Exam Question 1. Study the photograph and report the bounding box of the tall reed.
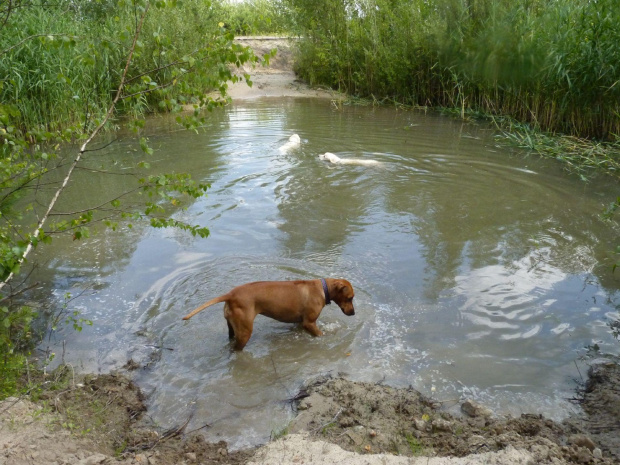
[286,0,620,141]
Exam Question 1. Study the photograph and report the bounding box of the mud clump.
[288,374,618,464]
[564,360,620,463]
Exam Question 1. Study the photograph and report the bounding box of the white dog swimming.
[319,152,381,166]
[278,134,301,153]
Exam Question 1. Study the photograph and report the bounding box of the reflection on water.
[27,99,620,449]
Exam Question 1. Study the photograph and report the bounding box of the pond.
[29,98,620,449]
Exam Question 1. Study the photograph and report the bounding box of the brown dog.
[182,278,355,350]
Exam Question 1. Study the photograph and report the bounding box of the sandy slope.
[224,36,342,100]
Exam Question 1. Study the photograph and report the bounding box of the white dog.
[319,152,381,166]
[278,134,301,153]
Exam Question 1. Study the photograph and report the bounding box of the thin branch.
[0,152,77,207]
[48,186,143,216]
[0,3,150,293]
[0,33,76,57]
[43,213,118,234]
[74,165,139,176]
[0,281,39,304]
[80,137,119,153]
[120,65,198,101]
[124,50,202,85]
[1,0,13,27]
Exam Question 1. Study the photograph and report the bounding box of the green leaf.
[139,137,154,155]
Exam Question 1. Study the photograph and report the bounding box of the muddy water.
[30,98,620,448]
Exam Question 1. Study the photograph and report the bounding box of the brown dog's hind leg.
[225,306,254,350]
[232,326,252,350]
[227,321,235,340]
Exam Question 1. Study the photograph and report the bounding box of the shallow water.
[29,98,620,448]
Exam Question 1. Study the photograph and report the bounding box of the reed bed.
[287,0,620,142]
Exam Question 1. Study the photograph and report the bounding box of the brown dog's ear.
[334,281,351,295]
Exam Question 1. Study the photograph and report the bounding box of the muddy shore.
[1,38,619,465]
[1,359,619,465]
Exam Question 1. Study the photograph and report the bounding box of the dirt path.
[223,37,342,100]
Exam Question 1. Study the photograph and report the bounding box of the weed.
[321,422,337,435]
[404,432,425,456]
[271,425,289,441]
[114,439,128,457]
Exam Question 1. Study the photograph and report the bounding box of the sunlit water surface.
[28,98,620,449]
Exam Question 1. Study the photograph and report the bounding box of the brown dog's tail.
[182,294,229,320]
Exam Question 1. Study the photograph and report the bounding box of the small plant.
[404,432,424,456]
[49,293,93,337]
[0,305,36,398]
[114,439,128,457]
[321,422,337,436]
[270,425,289,441]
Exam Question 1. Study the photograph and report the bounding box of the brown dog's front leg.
[233,329,252,350]
[302,320,324,337]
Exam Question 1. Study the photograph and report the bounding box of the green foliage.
[0,305,35,397]
[287,0,620,140]
[270,424,289,441]
[49,293,93,334]
[0,0,264,132]
[214,0,293,35]
[404,432,425,456]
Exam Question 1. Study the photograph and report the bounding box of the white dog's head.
[319,152,340,163]
[289,134,301,144]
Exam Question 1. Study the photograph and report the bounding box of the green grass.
[404,432,425,456]
[440,108,620,181]
[270,424,289,440]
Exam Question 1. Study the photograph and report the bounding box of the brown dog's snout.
[342,305,355,316]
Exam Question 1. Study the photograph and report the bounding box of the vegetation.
[215,0,293,36]
[285,0,620,142]
[0,0,273,397]
[486,114,620,181]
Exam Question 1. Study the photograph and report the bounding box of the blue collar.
[321,278,331,305]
